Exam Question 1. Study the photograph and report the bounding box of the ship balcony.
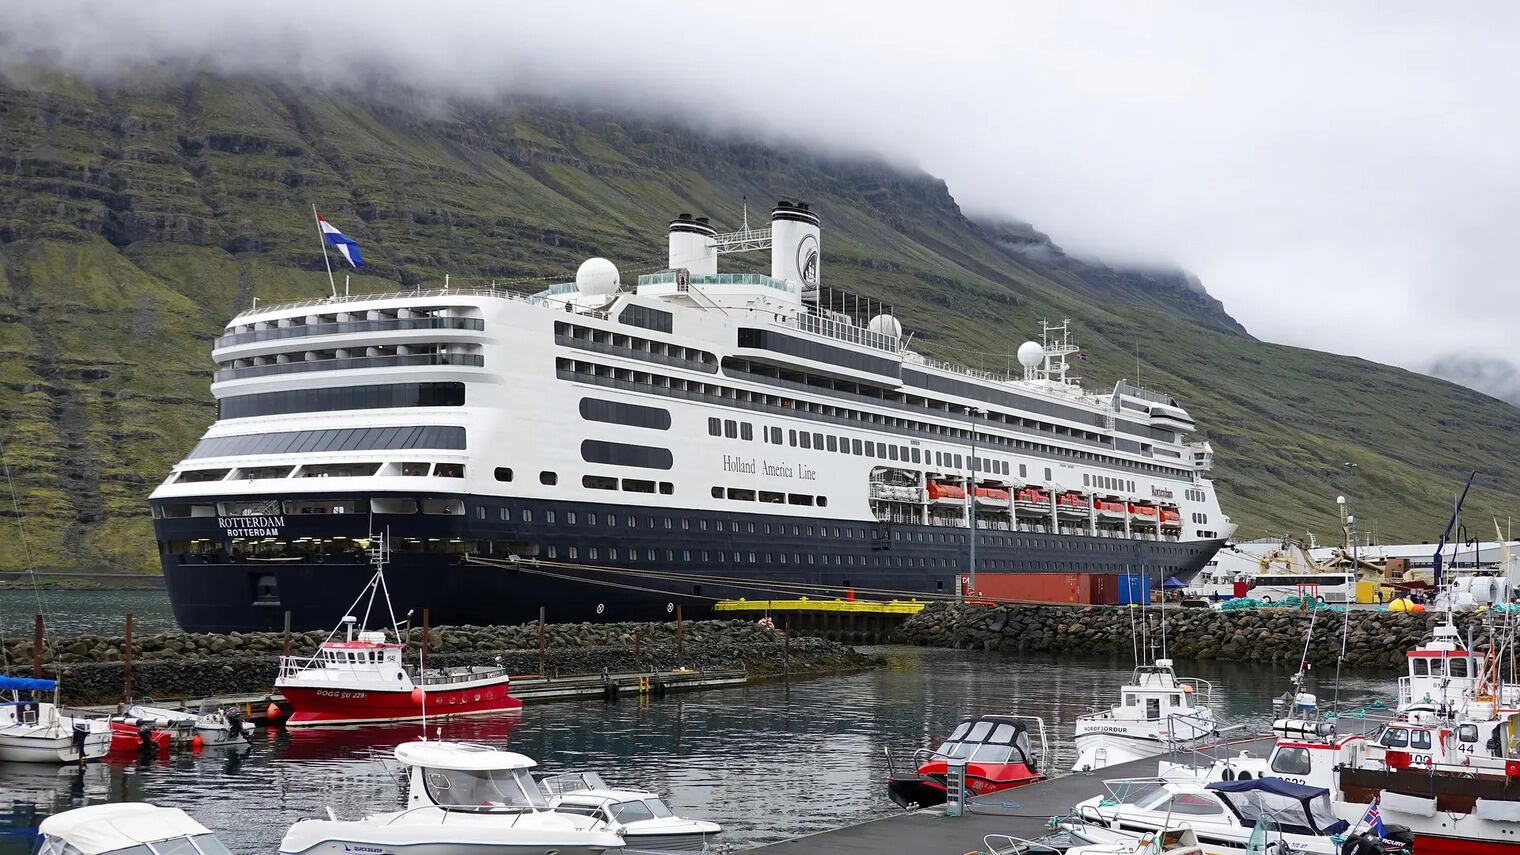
[213,316,487,362]
[213,344,484,383]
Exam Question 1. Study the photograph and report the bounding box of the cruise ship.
[150,202,1236,631]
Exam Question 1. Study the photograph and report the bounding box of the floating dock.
[75,667,748,725]
[750,736,1277,855]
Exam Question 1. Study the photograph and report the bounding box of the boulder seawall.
[1,619,875,704]
[899,602,1461,670]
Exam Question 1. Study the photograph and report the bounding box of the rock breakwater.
[2,619,875,704]
[900,602,1465,670]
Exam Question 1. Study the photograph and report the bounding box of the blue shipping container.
[1118,573,1152,605]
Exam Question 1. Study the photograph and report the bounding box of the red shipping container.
[962,572,1119,605]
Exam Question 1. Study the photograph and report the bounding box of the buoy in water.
[266,703,284,721]
[191,734,203,750]
[410,687,425,704]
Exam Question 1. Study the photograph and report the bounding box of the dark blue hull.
[153,491,1223,632]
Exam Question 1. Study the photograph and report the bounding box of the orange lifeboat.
[1056,492,1089,515]
[927,483,966,503]
[1129,504,1157,519]
[1014,488,1050,505]
[1095,500,1127,517]
[1160,508,1182,524]
[975,487,1011,507]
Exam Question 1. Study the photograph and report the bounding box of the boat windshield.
[932,720,1030,766]
[1214,788,1344,836]
[42,835,238,855]
[423,766,549,810]
[610,798,675,824]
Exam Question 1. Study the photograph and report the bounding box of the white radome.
[575,257,620,295]
[867,314,903,341]
[1016,340,1045,368]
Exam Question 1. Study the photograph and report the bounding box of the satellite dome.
[575,257,620,296]
[1016,340,1045,368]
[866,314,903,341]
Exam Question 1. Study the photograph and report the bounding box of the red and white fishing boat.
[275,534,521,728]
[885,714,1049,808]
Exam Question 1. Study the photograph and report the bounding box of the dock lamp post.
[967,407,984,595]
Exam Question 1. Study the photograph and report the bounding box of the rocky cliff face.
[0,67,1516,573]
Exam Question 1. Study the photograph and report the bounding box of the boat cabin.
[1206,778,1348,838]
[1363,714,1516,774]
[398,741,551,813]
[279,631,409,685]
[1259,722,1362,789]
[1399,622,1486,713]
[35,803,234,855]
[932,716,1040,770]
[1112,660,1210,723]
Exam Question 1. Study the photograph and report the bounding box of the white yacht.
[35,803,235,855]
[149,201,1234,632]
[1073,659,1218,772]
[0,676,111,764]
[279,741,624,855]
[541,771,721,851]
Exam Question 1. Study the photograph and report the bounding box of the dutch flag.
[317,214,364,268]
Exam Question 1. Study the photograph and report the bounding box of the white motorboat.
[280,741,624,855]
[1069,777,1350,854]
[35,802,235,855]
[0,676,111,764]
[123,700,252,745]
[541,771,721,851]
[1073,659,1218,772]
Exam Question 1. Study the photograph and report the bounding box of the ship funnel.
[770,200,820,288]
[668,213,717,276]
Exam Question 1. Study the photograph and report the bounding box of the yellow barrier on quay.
[714,597,927,615]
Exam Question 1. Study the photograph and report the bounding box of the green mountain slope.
[0,68,1515,573]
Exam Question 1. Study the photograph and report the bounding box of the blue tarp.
[1162,576,1187,589]
[0,675,56,691]
[1207,777,1327,799]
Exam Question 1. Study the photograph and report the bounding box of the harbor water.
[0,591,1394,853]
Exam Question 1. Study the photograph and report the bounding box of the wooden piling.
[538,606,545,674]
[676,604,684,664]
[282,610,292,659]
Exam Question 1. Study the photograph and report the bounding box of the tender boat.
[35,802,235,855]
[0,676,111,764]
[276,535,521,727]
[279,741,624,855]
[123,700,252,745]
[1073,659,1218,772]
[541,771,721,851]
[886,714,1048,808]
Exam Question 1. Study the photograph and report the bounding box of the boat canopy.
[933,717,1036,768]
[0,675,55,691]
[1207,777,1348,836]
[37,804,220,855]
[395,740,536,771]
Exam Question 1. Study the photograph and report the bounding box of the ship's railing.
[215,316,485,348]
[911,352,1013,384]
[230,285,609,323]
[214,352,484,382]
[405,664,512,686]
[788,311,900,353]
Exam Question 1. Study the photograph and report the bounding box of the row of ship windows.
[556,321,716,371]
[1085,474,1137,493]
[707,416,1020,476]
[1184,488,1208,502]
[557,358,1193,480]
[1190,513,1211,524]
[708,487,827,507]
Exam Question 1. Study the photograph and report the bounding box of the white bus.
[1245,573,1354,603]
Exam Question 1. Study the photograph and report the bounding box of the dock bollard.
[944,758,968,818]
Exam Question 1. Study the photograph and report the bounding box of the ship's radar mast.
[1025,319,1082,386]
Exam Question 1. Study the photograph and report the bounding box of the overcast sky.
[5,1,1517,385]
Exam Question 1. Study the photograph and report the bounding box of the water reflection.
[0,647,1395,853]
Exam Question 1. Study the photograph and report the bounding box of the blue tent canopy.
[1163,576,1187,589]
[1207,777,1325,799]
[0,675,56,691]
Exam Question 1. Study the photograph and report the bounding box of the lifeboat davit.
[887,715,1046,809]
[974,487,1011,508]
[926,483,966,504]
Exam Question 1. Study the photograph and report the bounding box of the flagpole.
[313,204,337,298]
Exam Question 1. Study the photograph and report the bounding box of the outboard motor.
[137,723,156,751]
[1339,824,1413,855]
[70,721,89,764]
[224,706,248,739]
